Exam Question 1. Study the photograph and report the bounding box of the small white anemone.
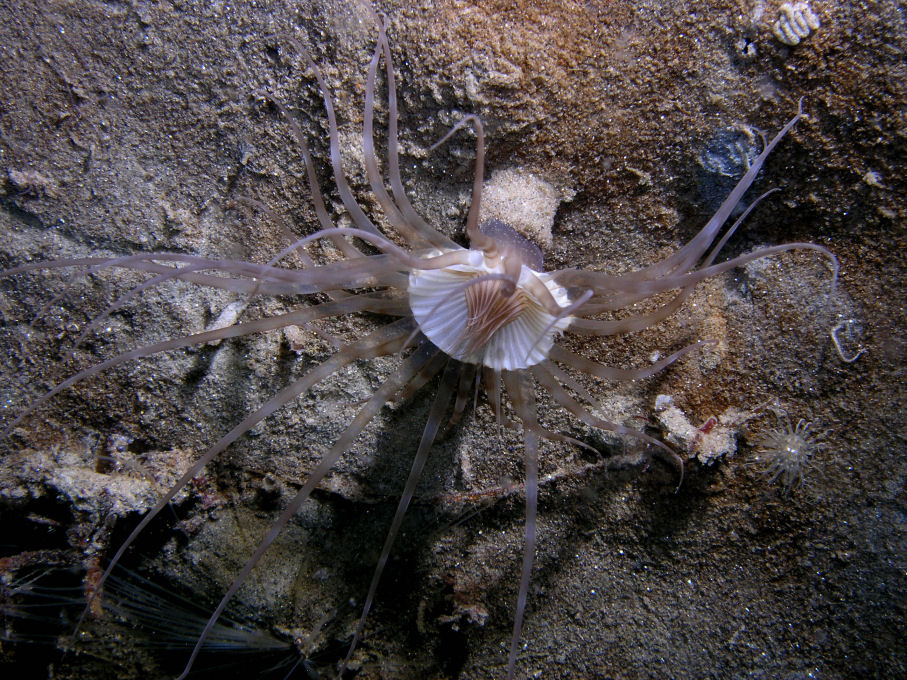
[408,247,572,370]
[757,409,822,493]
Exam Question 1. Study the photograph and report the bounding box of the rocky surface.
[1,1,904,678]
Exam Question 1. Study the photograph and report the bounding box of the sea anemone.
[756,408,823,493]
[1,9,837,680]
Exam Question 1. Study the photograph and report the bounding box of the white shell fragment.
[408,249,572,371]
[654,394,760,466]
[772,2,821,46]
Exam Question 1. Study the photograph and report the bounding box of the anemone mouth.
[407,249,572,370]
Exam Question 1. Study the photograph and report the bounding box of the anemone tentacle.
[175,330,437,679]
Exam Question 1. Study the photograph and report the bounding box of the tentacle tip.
[671,454,685,493]
[829,255,841,285]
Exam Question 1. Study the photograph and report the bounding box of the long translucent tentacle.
[548,340,711,383]
[3,251,409,296]
[230,195,318,269]
[538,358,685,485]
[283,38,384,240]
[257,90,365,261]
[175,334,435,679]
[640,101,804,279]
[566,188,782,319]
[553,101,807,292]
[531,361,673,455]
[271,226,471,273]
[428,115,496,255]
[71,318,414,654]
[557,241,837,311]
[231,195,372,307]
[509,430,537,680]
[361,24,454,250]
[3,296,406,437]
[483,366,504,425]
[72,260,243,348]
[501,370,539,679]
[371,13,458,251]
[3,254,292,294]
[444,362,476,432]
[339,353,456,676]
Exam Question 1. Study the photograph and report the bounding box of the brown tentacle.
[548,340,710,383]
[4,296,409,437]
[175,328,435,679]
[531,361,674,455]
[73,318,416,655]
[339,353,456,676]
[501,370,539,680]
